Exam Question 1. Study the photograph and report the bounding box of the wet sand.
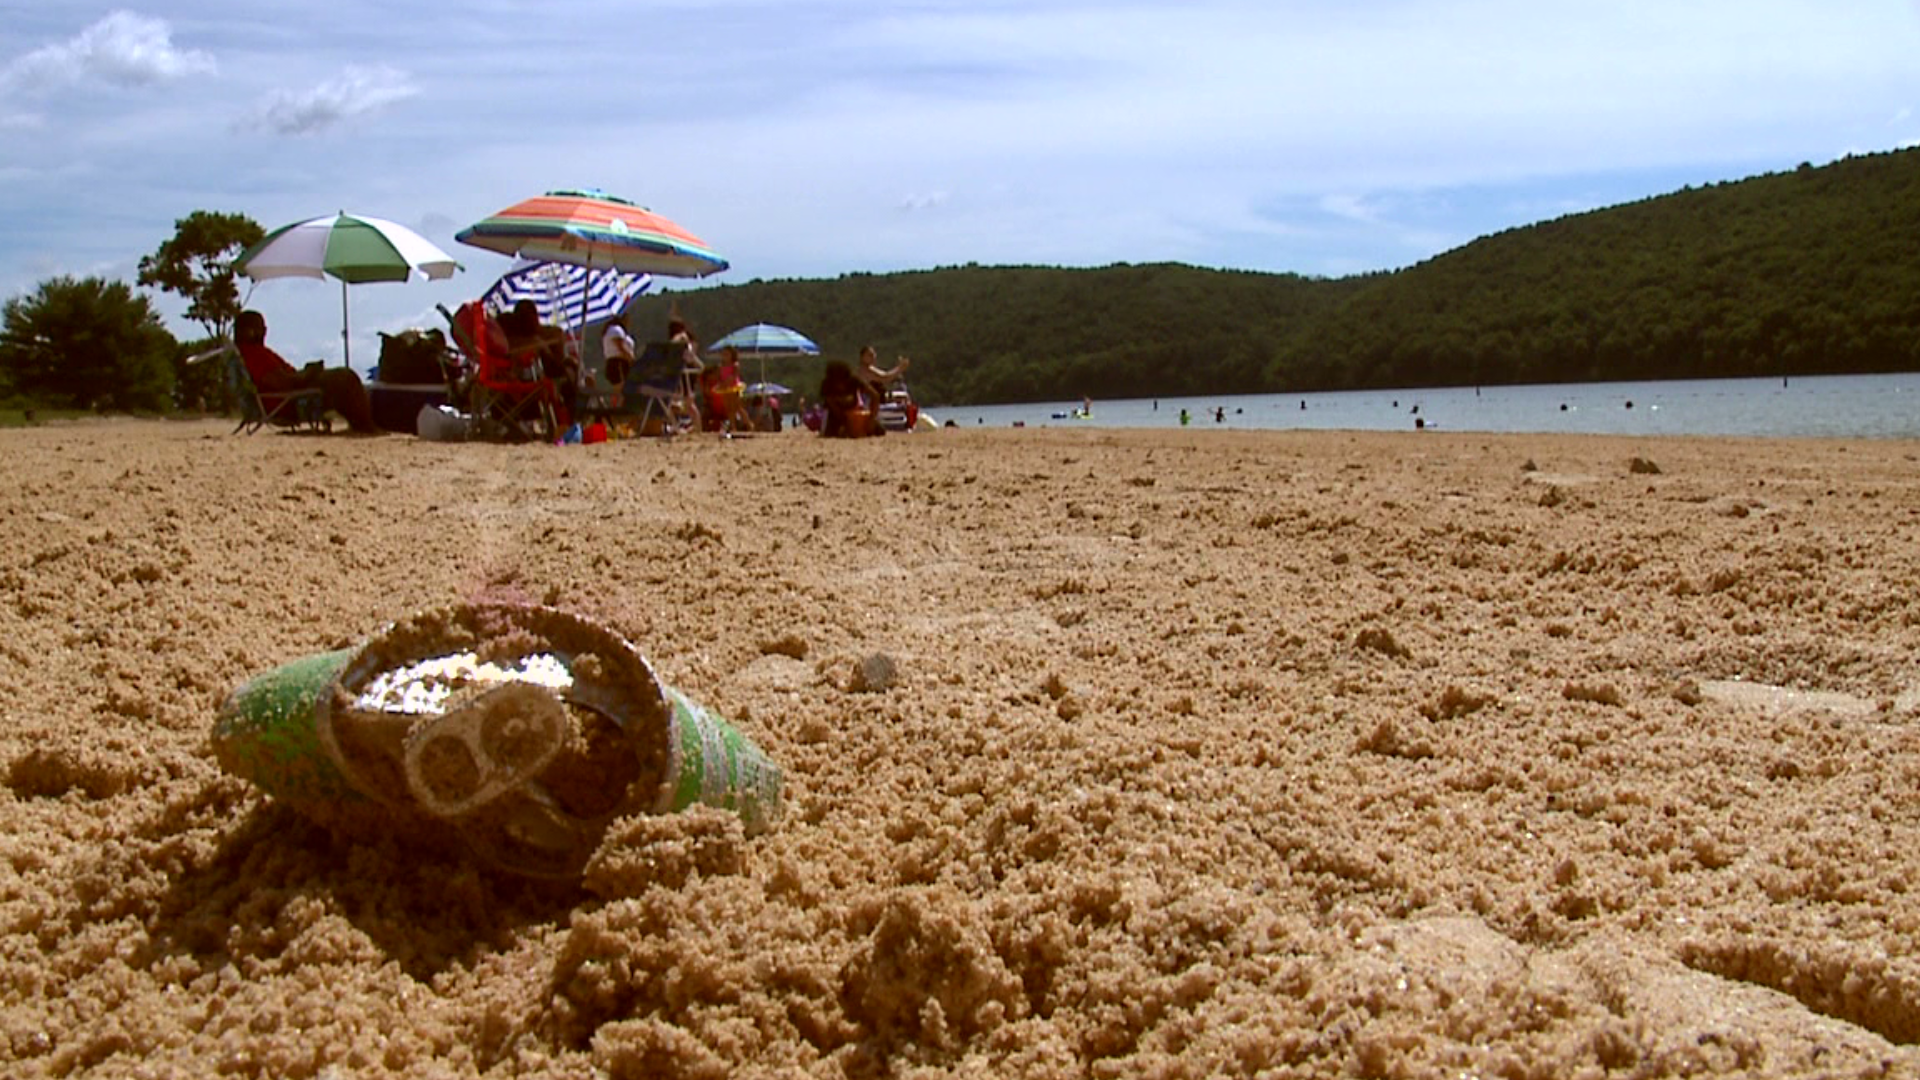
[4,418,1919,1078]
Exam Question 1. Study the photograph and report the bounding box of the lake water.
[931,373,1920,439]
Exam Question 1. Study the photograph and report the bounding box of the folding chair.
[193,341,329,435]
[437,303,558,443]
[620,340,702,437]
[876,380,919,433]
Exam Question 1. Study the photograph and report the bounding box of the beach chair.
[620,340,702,437]
[876,380,919,433]
[197,341,329,435]
[438,302,558,443]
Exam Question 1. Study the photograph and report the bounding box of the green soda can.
[212,604,784,878]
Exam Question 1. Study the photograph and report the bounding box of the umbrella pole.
[578,254,591,386]
[339,278,351,368]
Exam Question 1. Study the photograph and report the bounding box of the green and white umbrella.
[237,212,461,366]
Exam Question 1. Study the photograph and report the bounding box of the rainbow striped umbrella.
[455,189,728,279]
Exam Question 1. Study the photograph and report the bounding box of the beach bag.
[416,404,471,442]
[378,329,448,385]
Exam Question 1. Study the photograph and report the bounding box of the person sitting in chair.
[856,345,909,403]
[819,360,880,438]
[502,300,579,423]
[234,310,380,433]
[705,345,754,432]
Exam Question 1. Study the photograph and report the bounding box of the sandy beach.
[4,417,1919,1079]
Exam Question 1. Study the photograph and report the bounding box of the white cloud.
[0,9,214,127]
[240,65,420,135]
[1318,195,1384,226]
[0,10,214,95]
[898,191,951,212]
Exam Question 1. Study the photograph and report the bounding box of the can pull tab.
[400,681,605,877]
[402,681,568,818]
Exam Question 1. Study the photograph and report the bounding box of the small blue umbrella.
[708,323,820,389]
[482,258,651,328]
[706,323,820,357]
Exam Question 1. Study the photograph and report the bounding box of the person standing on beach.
[666,318,701,375]
[602,314,636,389]
[600,314,637,411]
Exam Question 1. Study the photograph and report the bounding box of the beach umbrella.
[743,381,792,397]
[705,323,820,358]
[237,212,461,367]
[456,189,727,279]
[481,258,652,327]
[706,322,819,389]
[457,188,725,362]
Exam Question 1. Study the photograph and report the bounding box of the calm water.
[934,374,1920,439]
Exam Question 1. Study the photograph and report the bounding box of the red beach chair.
[439,302,558,442]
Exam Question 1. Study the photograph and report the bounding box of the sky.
[3,1,1920,367]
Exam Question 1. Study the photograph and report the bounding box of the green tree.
[137,210,263,341]
[139,211,262,414]
[0,277,177,411]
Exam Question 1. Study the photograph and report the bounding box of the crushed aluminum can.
[212,604,783,878]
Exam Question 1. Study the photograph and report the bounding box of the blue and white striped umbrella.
[708,323,820,391]
[481,258,652,328]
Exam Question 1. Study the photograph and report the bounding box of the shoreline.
[14,409,1920,444]
[933,370,1920,440]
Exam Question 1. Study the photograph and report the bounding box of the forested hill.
[633,264,1364,406]
[1315,148,1920,393]
[635,148,1920,406]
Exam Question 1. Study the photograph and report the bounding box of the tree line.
[0,211,260,415]
[8,148,1920,416]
